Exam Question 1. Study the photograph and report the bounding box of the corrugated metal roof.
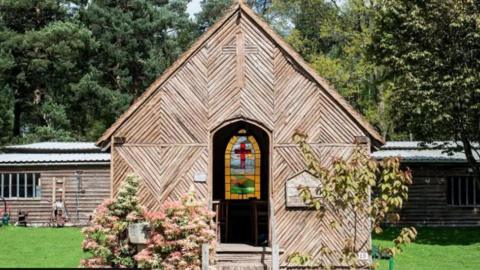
[3,142,99,151]
[0,142,110,166]
[0,153,110,165]
[372,141,479,163]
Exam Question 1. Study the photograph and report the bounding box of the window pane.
[27,174,34,198]
[11,174,17,197]
[467,177,474,205]
[447,177,453,205]
[35,173,41,198]
[3,174,9,198]
[476,178,480,205]
[18,174,25,198]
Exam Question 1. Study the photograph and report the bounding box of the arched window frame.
[224,130,261,200]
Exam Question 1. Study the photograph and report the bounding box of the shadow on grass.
[373,227,480,246]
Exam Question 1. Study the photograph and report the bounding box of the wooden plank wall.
[1,165,110,226]
[109,8,371,267]
[398,163,480,226]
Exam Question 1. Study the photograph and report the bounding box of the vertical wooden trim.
[208,132,213,210]
[201,244,209,270]
[272,243,280,270]
[268,127,273,246]
[236,30,245,89]
[8,173,11,198]
[62,177,66,203]
[52,177,56,203]
[110,136,115,199]
[0,173,3,197]
[32,173,36,198]
[16,173,19,198]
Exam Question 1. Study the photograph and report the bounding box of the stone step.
[213,243,280,269]
[212,263,270,270]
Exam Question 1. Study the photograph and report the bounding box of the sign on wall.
[285,171,322,208]
[194,172,208,183]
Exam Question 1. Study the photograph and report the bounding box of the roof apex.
[97,3,384,148]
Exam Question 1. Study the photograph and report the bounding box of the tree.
[270,0,395,139]
[370,0,480,181]
[78,0,194,97]
[0,0,97,142]
[194,0,273,35]
[293,131,416,269]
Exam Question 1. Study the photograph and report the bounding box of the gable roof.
[96,2,384,148]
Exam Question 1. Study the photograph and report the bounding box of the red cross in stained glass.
[234,143,251,169]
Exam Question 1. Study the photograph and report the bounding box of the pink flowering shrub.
[80,174,145,268]
[134,191,216,270]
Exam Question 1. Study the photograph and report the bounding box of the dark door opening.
[212,121,269,246]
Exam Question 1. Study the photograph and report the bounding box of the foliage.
[195,0,234,34]
[78,0,194,97]
[370,0,480,177]
[293,131,416,269]
[134,191,216,269]
[0,0,97,142]
[0,0,194,144]
[81,174,215,269]
[286,251,311,266]
[273,0,394,138]
[80,174,145,268]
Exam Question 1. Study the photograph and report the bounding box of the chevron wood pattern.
[105,5,377,268]
[273,145,370,266]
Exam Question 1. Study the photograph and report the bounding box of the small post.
[272,244,280,270]
[202,243,209,270]
[389,257,394,270]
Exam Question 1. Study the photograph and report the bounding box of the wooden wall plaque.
[285,171,321,208]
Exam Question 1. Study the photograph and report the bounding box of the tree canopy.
[0,0,478,148]
[370,0,480,179]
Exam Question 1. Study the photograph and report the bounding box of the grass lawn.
[373,227,480,270]
[0,225,87,268]
[0,225,479,268]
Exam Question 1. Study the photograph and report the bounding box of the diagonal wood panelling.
[273,145,370,266]
[115,145,208,211]
[159,48,209,144]
[108,6,375,268]
[240,17,275,130]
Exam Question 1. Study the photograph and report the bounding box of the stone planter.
[128,222,150,245]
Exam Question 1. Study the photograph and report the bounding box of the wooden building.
[0,142,110,226]
[97,3,384,268]
[373,142,480,226]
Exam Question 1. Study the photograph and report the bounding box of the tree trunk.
[13,100,22,137]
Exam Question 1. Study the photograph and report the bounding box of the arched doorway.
[212,120,269,246]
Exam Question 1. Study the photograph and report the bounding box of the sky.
[187,0,202,18]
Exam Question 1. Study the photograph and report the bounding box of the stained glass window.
[225,129,261,200]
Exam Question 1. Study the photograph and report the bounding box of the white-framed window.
[447,176,480,207]
[0,173,41,199]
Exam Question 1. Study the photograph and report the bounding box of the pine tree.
[0,0,97,142]
[78,0,194,97]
